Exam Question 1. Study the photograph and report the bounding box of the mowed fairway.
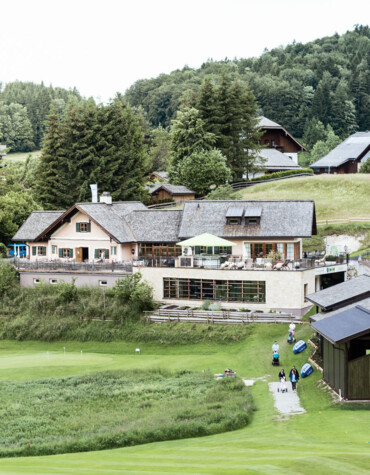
[0,323,369,474]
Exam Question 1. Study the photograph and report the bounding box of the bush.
[249,168,313,182]
[0,262,18,296]
[201,300,211,310]
[0,243,8,258]
[113,272,154,311]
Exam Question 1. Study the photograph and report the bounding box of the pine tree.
[97,97,147,201]
[34,106,70,209]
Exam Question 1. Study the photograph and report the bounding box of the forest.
[124,25,370,139]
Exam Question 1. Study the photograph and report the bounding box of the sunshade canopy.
[177,233,236,247]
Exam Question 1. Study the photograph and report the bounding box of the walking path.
[268,382,306,415]
[242,378,306,416]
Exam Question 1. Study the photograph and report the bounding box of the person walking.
[272,340,279,353]
[289,365,299,391]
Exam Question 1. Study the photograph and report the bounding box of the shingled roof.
[178,200,316,239]
[311,132,370,169]
[13,200,317,244]
[125,209,182,242]
[306,274,370,312]
[258,149,301,170]
[12,211,65,241]
[147,184,195,196]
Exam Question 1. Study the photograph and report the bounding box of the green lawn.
[238,174,370,222]
[2,150,41,163]
[0,323,369,474]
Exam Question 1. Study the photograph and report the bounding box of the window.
[163,278,266,303]
[52,245,57,254]
[111,246,117,255]
[49,279,58,285]
[99,280,108,287]
[59,248,73,258]
[245,217,260,225]
[194,246,231,255]
[33,278,41,285]
[226,217,241,225]
[304,283,308,302]
[76,222,91,232]
[277,243,284,257]
[94,249,109,259]
[244,243,252,258]
[37,246,46,256]
[287,243,294,260]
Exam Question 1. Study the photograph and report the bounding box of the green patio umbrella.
[177,233,236,248]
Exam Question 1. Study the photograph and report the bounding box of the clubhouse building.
[12,194,348,316]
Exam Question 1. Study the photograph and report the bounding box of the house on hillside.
[308,275,370,400]
[258,116,307,165]
[310,132,370,174]
[147,183,195,203]
[250,148,302,178]
[13,194,348,316]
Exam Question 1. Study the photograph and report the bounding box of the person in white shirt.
[272,341,279,353]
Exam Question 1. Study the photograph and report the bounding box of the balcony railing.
[132,254,348,271]
[11,258,133,273]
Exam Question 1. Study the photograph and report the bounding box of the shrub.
[209,303,221,311]
[0,243,8,258]
[201,300,211,310]
[249,168,313,182]
[0,262,18,296]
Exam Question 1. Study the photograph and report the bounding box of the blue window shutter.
[69,249,73,258]
[59,249,63,258]
[105,249,109,259]
[94,249,99,258]
[76,223,80,232]
[32,247,36,256]
[195,246,200,255]
[87,223,91,232]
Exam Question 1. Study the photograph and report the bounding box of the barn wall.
[323,339,346,396]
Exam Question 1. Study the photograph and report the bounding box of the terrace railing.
[12,258,133,273]
[132,255,347,271]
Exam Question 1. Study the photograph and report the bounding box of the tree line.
[124,26,370,141]
[0,81,82,152]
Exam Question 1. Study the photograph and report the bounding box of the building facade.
[13,196,347,315]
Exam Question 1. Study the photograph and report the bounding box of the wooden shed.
[312,300,370,400]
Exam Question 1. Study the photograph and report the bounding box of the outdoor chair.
[243,259,253,270]
[315,254,326,266]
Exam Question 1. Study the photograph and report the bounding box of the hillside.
[124,26,370,138]
[238,174,370,222]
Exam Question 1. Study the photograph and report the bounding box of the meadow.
[0,322,369,474]
[238,174,370,222]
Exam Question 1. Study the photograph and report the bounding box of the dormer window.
[226,207,244,225]
[245,217,260,225]
[244,207,262,225]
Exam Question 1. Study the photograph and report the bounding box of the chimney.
[90,184,98,203]
[100,191,112,205]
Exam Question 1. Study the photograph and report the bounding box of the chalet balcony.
[132,254,348,271]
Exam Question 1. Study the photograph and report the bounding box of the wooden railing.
[317,217,370,225]
[145,308,302,325]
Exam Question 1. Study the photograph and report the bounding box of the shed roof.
[306,274,370,311]
[12,211,65,241]
[311,301,370,344]
[311,132,370,168]
[125,209,182,242]
[258,148,301,170]
[179,200,316,239]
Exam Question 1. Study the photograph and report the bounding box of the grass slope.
[238,174,370,221]
[0,323,369,474]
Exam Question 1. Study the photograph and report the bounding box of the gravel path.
[268,382,306,415]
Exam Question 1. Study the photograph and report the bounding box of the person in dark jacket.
[289,366,299,391]
[278,369,285,380]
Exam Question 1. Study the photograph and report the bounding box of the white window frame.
[99,280,108,287]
